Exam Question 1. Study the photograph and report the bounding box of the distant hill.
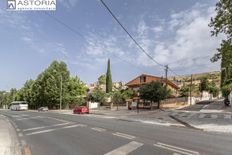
[169,71,221,96]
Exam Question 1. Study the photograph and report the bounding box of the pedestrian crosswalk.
[104,141,199,155]
[170,112,232,120]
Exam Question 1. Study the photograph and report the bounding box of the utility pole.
[165,65,169,87]
[189,74,193,106]
[60,75,62,111]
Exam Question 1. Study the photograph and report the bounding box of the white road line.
[224,114,231,119]
[45,116,70,123]
[211,114,218,119]
[198,114,206,119]
[62,124,80,129]
[104,141,143,155]
[21,114,29,117]
[16,116,42,120]
[26,129,55,135]
[26,123,84,135]
[173,153,181,155]
[91,127,106,132]
[154,142,199,155]
[112,132,136,140]
[23,122,70,132]
[202,104,209,109]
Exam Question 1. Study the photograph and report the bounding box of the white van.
[10,101,28,111]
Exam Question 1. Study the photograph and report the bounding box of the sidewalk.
[50,108,184,127]
[0,115,21,155]
[169,100,232,134]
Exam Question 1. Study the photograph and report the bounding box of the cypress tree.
[106,59,112,93]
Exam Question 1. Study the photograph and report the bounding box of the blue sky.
[0,0,222,91]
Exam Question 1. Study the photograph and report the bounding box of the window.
[140,76,146,83]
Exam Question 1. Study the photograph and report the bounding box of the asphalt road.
[180,100,215,111]
[1,110,232,155]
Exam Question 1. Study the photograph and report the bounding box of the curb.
[169,115,203,131]
[1,115,32,155]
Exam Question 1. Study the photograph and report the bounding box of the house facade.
[126,74,179,96]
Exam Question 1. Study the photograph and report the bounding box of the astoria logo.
[7,0,56,11]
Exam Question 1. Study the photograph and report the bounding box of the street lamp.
[53,70,62,110]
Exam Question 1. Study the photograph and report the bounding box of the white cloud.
[152,26,163,33]
[129,3,223,75]
[84,33,123,57]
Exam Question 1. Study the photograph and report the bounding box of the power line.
[43,12,152,75]
[99,0,187,82]
[43,12,85,39]
[44,9,182,79]
[100,0,164,68]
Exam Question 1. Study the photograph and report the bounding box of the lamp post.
[59,74,62,111]
[53,70,62,110]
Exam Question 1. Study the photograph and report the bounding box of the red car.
[73,106,89,114]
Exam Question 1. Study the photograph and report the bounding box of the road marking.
[21,114,29,117]
[173,153,181,155]
[211,114,218,119]
[26,129,55,135]
[112,132,135,140]
[46,116,70,123]
[23,122,70,131]
[198,114,206,119]
[16,116,43,120]
[154,142,199,155]
[224,114,231,119]
[202,104,209,109]
[62,124,80,129]
[104,141,143,155]
[91,127,106,132]
[26,124,85,135]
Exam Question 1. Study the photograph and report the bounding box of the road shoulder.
[0,114,22,155]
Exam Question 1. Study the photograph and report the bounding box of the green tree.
[106,59,112,93]
[139,81,170,109]
[30,60,70,109]
[98,74,106,85]
[221,83,232,97]
[179,85,189,97]
[0,91,8,108]
[122,89,134,101]
[65,76,87,106]
[199,77,209,94]
[208,81,220,97]
[112,91,123,110]
[209,0,232,86]
[88,88,106,105]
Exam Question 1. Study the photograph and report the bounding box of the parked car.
[73,106,89,114]
[38,107,49,112]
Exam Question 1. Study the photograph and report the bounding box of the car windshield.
[1,0,232,155]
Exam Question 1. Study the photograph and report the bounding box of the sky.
[0,0,223,91]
